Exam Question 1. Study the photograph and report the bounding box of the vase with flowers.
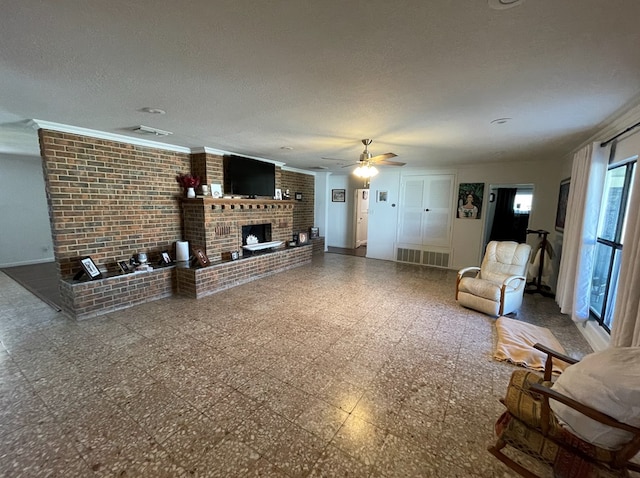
[176,173,201,198]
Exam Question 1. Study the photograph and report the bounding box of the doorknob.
[424,208,430,212]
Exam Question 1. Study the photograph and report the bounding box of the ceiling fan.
[322,139,405,178]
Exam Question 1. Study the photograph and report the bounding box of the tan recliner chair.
[456,241,531,317]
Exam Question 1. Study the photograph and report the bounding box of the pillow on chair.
[550,347,640,450]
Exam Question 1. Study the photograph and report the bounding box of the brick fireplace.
[181,198,295,261]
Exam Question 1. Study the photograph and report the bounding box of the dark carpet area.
[1,262,62,311]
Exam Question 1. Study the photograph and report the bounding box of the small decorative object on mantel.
[210,184,222,198]
[309,227,319,239]
[282,189,291,200]
[176,173,201,198]
[274,188,282,200]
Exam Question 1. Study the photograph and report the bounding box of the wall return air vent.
[132,125,173,136]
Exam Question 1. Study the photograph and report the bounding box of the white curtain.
[556,142,608,322]
[611,166,640,347]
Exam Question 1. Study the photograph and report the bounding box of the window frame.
[589,157,636,332]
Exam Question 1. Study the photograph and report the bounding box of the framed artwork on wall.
[332,189,346,202]
[457,182,484,219]
[555,177,570,232]
[377,190,388,202]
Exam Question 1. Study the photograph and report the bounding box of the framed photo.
[80,256,102,280]
[210,183,222,198]
[192,247,210,267]
[275,188,282,200]
[332,189,345,202]
[309,227,319,239]
[118,260,131,274]
[377,190,388,202]
[555,177,570,232]
[298,231,309,245]
[295,192,303,201]
[231,251,239,261]
[159,251,172,265]
[457,182,484,220]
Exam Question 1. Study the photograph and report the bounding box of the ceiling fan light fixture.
[353,163,378,178]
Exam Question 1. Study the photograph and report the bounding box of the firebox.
[242,223,272,245]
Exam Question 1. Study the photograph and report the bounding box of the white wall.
[352,158,565,272]
[314,172,330,249]
[326,174,356,248]
[366,171,401,260]
[0,153,54,267]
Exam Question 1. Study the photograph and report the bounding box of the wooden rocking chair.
[489,343,640,478]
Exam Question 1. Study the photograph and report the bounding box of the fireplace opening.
[242,223,272,245]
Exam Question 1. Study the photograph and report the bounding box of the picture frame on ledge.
[76,256,102,280]
[231,251,239,261]
[159,251,172,266]
[297,231,309,246]
[118,260,132,274]
[309,227,319,239]
[192,247,210,267]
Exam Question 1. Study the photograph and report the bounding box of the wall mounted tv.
[223,155,276,197]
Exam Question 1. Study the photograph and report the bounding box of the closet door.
[397,174,453,248]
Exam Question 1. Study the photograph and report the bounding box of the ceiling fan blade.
[341,162,360,168]
[369,152,397,162]
[375,159,406,166]
[321,157,348,162]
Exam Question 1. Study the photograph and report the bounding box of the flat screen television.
[223,155,276,197]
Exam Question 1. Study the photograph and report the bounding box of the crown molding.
[281,165,316,176]
[29,120,192,154]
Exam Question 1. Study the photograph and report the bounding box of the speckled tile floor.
[0,254,594,477]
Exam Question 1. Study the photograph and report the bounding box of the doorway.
[483,184,534,250]
[353,188,369,249]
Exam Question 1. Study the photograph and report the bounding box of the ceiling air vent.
[132,125,173,136]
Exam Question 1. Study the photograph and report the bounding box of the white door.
[354,189,369,248]
[398,175,454,248]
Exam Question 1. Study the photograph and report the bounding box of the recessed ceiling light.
[491,117,512,125]
[488,0,524,10]
[140,107,166,115]
[280,146,294,150]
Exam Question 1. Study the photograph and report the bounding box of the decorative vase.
[186,187,196,198]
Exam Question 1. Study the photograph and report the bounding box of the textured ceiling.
[1,0,640,170]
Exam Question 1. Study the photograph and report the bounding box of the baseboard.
[0,257,55,268]
[575,319,610,352]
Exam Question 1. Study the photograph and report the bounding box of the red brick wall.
[176,245,312,298]
[182,199,295,261]
[281,170,315,232]
[39,129,190,278]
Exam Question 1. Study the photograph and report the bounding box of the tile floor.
[0,254,594,477]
